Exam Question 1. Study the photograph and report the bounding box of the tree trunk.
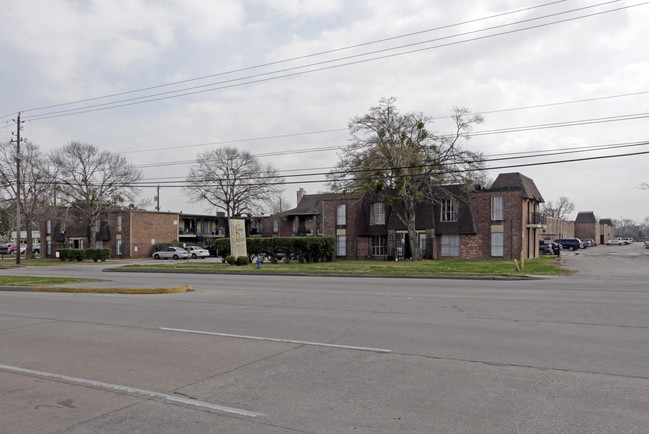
[405,200,422,261]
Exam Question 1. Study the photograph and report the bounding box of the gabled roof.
[489,172,544,202]
[575,211,597,224]
[285,193,339,216]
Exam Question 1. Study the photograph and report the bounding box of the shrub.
[86,248,111,262]
[212,238,231,257]
[214,237,335,264]
[225,255,237,265]
[70,249,85,261]
[236,256,249,266]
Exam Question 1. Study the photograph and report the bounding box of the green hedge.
[213,237,334,263]
[86,248,111,262]
[57,248,112,262]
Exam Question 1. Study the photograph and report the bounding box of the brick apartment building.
[41,209,180,259]
[269,172,547,260]
[574,212,615,245]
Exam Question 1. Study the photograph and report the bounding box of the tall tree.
[0,141,56,257]
[185,146,284,217]
[541,196,575,220]
[328,97,484,260]
[50,142,142,247]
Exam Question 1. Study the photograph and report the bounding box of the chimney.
[297,188,306,205]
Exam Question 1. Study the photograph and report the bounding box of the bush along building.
[268,172,548,260]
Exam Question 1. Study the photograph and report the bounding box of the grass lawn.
[0,276,107,286]
[115,255,568,277]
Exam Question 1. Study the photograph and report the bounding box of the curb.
[0,285,194,294]
[105,268,536,280]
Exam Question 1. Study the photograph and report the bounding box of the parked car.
[623,237,634,245]
[554,238,583,251]
[7,243,26,254]
[33,243,41,254]
[0,244,8,255]
[645,237,649,249]
[185,245,209,259]
[152,246,189,260]
[539,239,559,255]
[581,238,596,247]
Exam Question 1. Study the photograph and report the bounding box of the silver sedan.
[152,247,189,260]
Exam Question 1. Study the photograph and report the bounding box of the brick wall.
[105,211,179,258]
[544,217,575,240]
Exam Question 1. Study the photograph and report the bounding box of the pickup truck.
[606,237,631,246]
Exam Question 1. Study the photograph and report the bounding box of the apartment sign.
[229,219,247,258]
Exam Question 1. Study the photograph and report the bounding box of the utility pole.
[11,113,23,265]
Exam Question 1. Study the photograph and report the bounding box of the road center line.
[159,327,392,353]
[0,363,264,418]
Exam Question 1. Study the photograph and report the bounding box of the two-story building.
[281,172,547,260]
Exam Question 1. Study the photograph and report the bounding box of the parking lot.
[1,243,648,432]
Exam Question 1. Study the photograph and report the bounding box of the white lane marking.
[0,363,264,418]
[159,327,392,353]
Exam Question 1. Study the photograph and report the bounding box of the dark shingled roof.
[489,172,544,202]
[599,218,613,226]
[575,212,597,224]
[285,193,338,216]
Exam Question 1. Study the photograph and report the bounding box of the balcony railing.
[527,212,547,226]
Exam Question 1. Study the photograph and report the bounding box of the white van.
[645,237,649,249]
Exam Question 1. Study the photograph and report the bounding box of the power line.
[129,109,649,170]
[129,139,649,186]
[21,1,643,121]
[15,0,568,117]
[130,147,649,188]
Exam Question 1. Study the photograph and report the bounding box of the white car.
[152,247,189,260]
[185,245,210,259]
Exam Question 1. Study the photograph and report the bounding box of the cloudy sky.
[1,0,648,222]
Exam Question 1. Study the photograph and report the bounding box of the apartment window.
[117,215,122,232]
[371,235,387,257]
[441,235,460,257]
[336,235,347,256]
[370,203,385,225]
[491,197,504,221]
[491,232,504,257]
[95,219,101,233]
[117,239,123,256]
[292,219,296,233]
[441,200,458,222]
[273,220,278,233]
[418,233,427,257]
[337,204,346,226]
[95,240,103,248]
[46,220,51,235]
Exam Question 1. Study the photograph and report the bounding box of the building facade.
[281,172,547,260]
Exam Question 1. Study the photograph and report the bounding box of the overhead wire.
[126,139,649,185]
[19,0,644,121]
[15,0,568,117]
[128,108,649,170]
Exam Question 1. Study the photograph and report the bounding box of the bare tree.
[328,97,484,260]
[0,141,56,257]
[50,142,142,247]
[541,196,575,221]
[185,147,284,217]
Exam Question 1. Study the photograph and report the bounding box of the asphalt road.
[1,244,648,433]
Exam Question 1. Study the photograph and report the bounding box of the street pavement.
[0,244,648,433]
